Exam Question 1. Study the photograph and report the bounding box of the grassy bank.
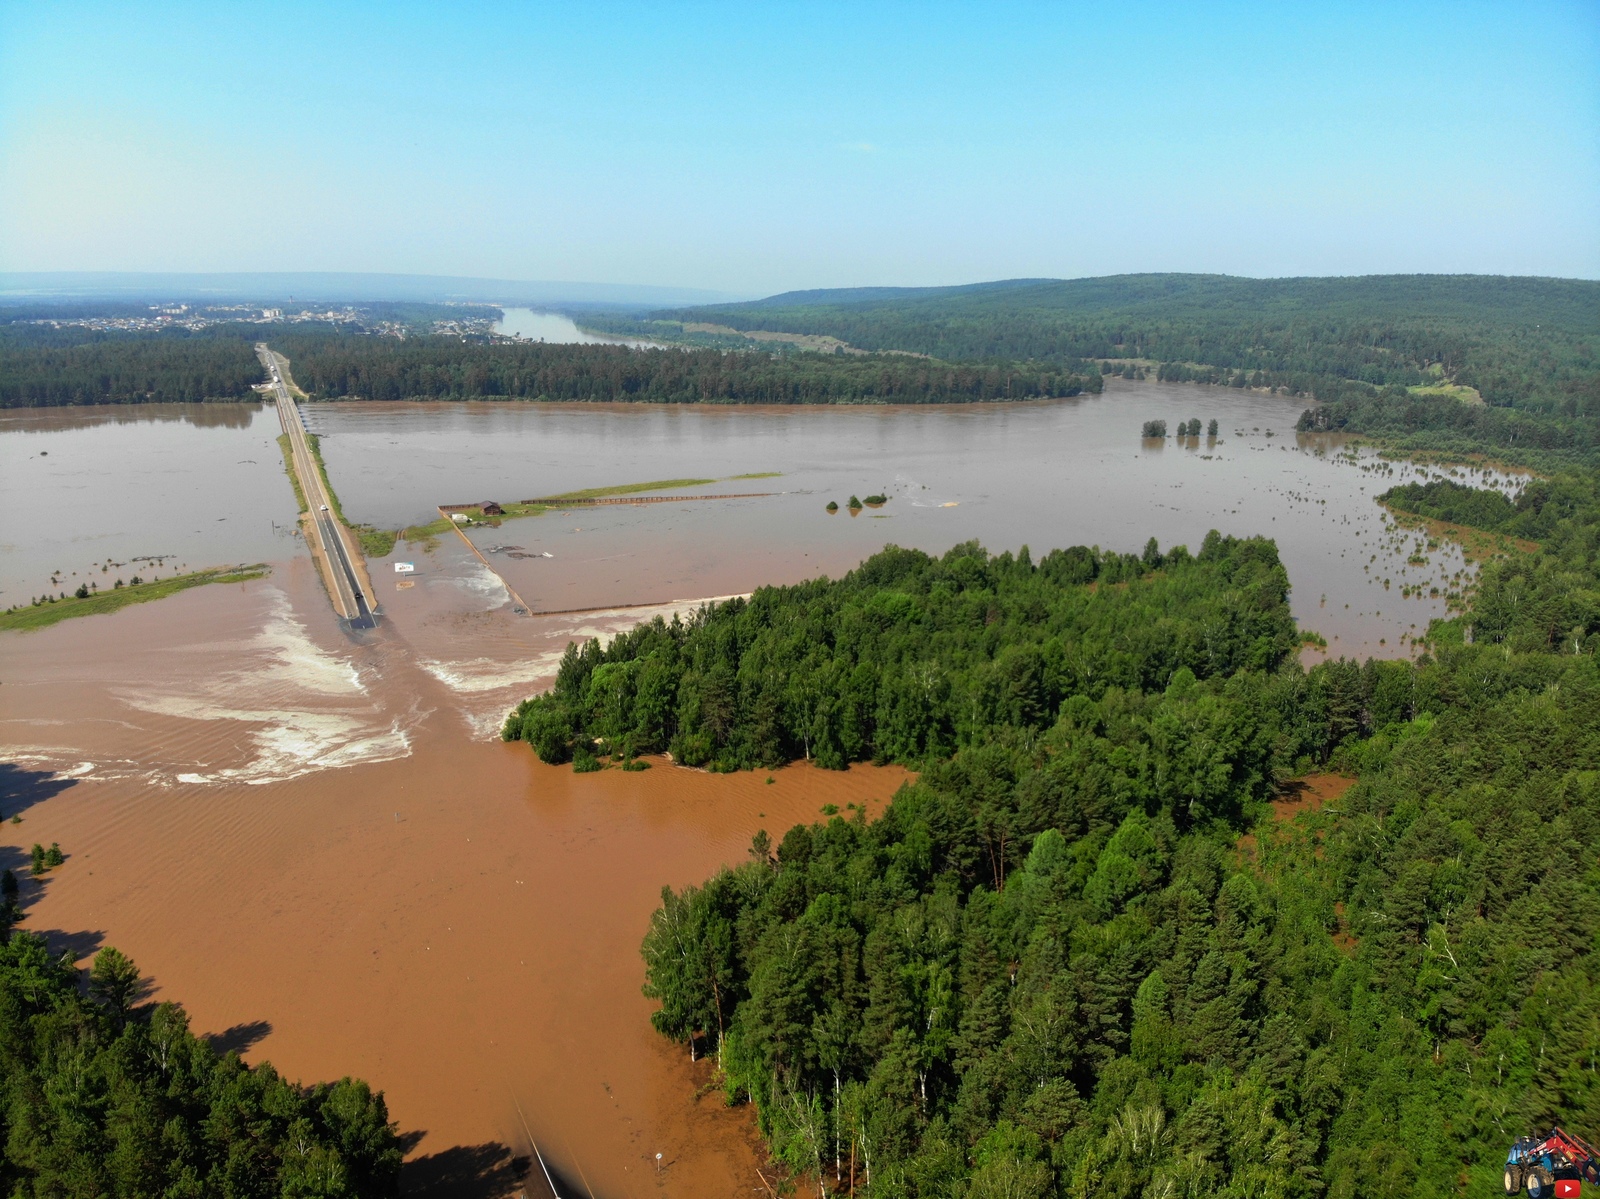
[1,566,271,632]
[402,474,775,543]
[527,477,716,503]
[304,433,397,558]
[276,434,309,513]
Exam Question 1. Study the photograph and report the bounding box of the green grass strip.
[1,566,271,633]
[305,434,397,558]
[277,434,309,514]
[527,477,717,503]
[407,473,784,543]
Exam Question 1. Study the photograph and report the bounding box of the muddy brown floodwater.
[2,564,909,1196]
[0,380,1527,1196]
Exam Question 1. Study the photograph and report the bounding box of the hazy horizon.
[3,2,1596,291]
[4,267,1598,312]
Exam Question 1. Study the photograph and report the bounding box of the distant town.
[22,302,498,340]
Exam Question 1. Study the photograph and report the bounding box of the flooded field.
[0,378,1526,1195]
[0,402,298,607]
[309,378,1521,657]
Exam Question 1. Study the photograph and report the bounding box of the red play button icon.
[1556,1180,1580,1198]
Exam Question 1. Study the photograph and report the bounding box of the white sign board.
[394,562,416,574]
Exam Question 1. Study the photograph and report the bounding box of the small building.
[482,502,505,516]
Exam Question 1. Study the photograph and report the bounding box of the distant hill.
[660,273,1599,411]
[728,273,1596,329]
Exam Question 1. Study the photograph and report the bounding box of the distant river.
[491,306,656,347]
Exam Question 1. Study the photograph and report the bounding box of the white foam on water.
[459,563,511,606]
[0,745,72,767]
[384,594,748,747]
[170,714,413,786]
[416,652,569,742]
[416,654,567,695]
[0,745,150,784]
[463,707,515,741]
[114,587,415,784]
[539,593,750,642]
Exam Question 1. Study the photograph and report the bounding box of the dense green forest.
[272,334,1100,405]
[638,274,1598,414]
[0,326,265,407]
[1300,386,1600,469]
[0,921,402,1194]
[0,321,1100,408]
[1379,471,1600,649]
[503,535,1293,772]
[10,275,1592,417]
[501,478,1600,1195]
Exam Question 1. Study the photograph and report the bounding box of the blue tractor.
[1505,1128,1600,1197]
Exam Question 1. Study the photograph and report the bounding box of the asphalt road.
[258,344,376,629]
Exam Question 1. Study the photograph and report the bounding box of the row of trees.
[274,334,1102,405]
[0,319,1104,409]
[493,455,1600,1194]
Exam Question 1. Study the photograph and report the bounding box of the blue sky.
[2,1,1596,293]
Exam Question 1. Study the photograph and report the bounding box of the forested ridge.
[272,334,1100,405]
[502,494,1600,1194]
[0,922,402,1194]
[645,274,1598,415]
